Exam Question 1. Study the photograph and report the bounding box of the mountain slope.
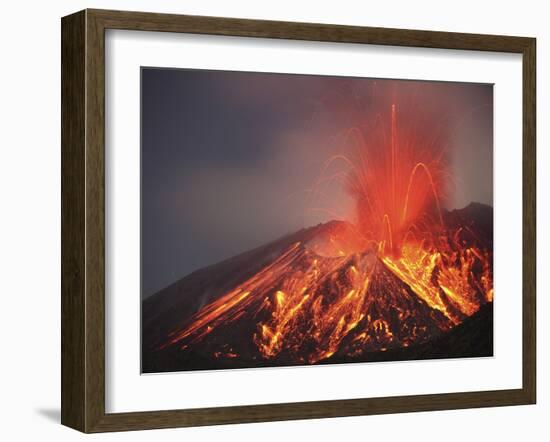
[142,203,493,373]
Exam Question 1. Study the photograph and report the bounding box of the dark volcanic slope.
[142,221,351,351]
[443,202,493,249]
[322,301,493,365]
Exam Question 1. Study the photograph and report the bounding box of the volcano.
[142,202,493,373]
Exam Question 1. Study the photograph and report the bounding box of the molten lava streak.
[159,104,493,365]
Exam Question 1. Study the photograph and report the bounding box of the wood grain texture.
[61,10,86,432]
[84,10,107,433]
[522,38,537,403]
[90,8,532,52]
[60,8,537,433]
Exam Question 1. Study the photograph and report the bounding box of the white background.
[106,30,522,413]
[0,0,546,440]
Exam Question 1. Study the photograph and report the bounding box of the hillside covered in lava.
[142,202,493,373]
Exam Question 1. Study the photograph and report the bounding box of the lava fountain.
[313,103,449,258]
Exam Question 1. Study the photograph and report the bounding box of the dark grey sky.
[141,68,493,298]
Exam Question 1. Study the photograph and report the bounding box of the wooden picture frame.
[61,8,536,433]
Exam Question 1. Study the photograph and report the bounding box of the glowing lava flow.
[159,103,493,365]
[162,239,456,364]
[382,236,493,325]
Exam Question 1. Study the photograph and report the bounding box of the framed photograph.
[61,9,536,432]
